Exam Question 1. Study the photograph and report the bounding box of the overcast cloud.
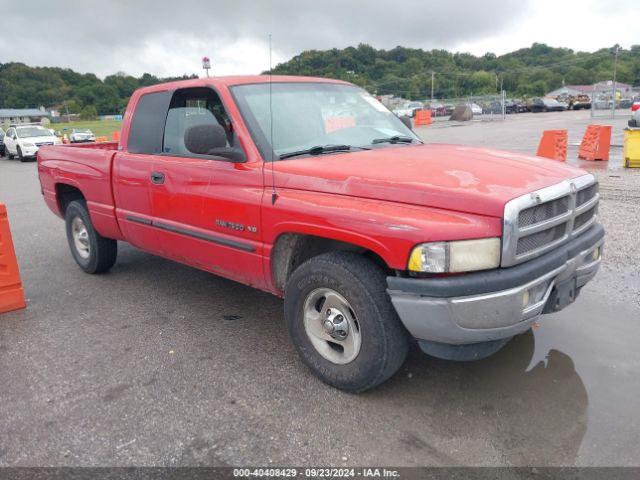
[0,0,636,78]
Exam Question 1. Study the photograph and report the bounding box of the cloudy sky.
[0,0,636,78]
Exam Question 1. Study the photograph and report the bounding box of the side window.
[162,87,235,157]
[128,91,172,154]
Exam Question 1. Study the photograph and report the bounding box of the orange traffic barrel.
[0,203,26,314]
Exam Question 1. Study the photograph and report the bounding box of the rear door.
[112,90,172,255]
[148,86,264,286]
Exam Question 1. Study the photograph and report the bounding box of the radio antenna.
[269,34,278,205]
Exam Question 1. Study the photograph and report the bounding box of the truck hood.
[273,143,588,217]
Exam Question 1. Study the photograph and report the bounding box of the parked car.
[514,100,527,113]
[393,101,423,118]
[482,101,503,114]
[37,75,604,392]
[466,103,482,116]
[428,103,445,116]
[0,127,5,156]
[632,101,640,113]
[3,124,62,162]
[531,98,565,112]
[593,96,613,110]
[505,100,518,114]
[618,99,633,109]
[70,128,96,143]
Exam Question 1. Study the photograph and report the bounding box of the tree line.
[0,63,196,117]
[1,43,638,116]
[270,43,640,100]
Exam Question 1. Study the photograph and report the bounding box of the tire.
[65,200,117,274]
[7,147,14,159]
[17,146,27,162]
[284,252,410,392]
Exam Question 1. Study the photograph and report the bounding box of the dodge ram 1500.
[37,76,604,391]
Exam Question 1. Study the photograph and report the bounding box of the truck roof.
[135,75,350,95]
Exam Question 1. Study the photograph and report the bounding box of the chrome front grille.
[518,196,570,227]
[502,174,599,267]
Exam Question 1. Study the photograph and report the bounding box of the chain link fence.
[386,92,508,123]
[589,84,638,118]
[426,92,507,121]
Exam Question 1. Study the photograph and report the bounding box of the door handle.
[150,171,165,184]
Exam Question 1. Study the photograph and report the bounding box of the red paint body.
[37,76,588,295]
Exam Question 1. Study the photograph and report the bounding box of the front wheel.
[285,252,410,392]
[17,146,27,162]
[6,147,14,159]
[65,200,117,273]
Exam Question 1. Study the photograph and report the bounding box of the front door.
[149,86,265,287]
[4,128,16,155]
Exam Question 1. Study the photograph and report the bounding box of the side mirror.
[399,116,413,130]
[184,123,246,163]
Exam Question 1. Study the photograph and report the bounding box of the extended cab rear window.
[127,91,172,154]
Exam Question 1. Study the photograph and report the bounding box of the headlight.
[408,238,501,273]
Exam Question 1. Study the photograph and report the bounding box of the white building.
[547,81,634,99]
[0,108,51,126]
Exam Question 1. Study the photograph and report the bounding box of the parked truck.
[37,76,604,392]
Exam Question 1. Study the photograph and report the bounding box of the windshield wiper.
[371,135,415,145]
[279,144,368,160]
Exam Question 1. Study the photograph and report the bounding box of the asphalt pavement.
[1,110,639,466]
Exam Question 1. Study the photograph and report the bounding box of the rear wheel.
[285,252,409,392]
[65,200,117,273]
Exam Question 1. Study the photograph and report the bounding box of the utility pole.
[64,101,70,123]
[611,45,620,119]
[430,72,435,103]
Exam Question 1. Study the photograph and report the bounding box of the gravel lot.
[1,110,639,467]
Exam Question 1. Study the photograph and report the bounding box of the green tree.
[80,105,98,120]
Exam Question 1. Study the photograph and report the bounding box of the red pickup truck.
[37,76,604,391]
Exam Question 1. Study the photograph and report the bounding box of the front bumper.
[387,224,604,345]
[20,146,38,157]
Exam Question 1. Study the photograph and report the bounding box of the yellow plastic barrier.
[623,129,640,168]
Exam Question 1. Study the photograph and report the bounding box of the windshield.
[231,82,420,159]
[16,126,53,138]
[407,102,422,108]
[74,128,92,133]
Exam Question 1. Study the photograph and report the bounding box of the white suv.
[3,124,62,162]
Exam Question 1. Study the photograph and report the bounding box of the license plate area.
[544,277,578,313]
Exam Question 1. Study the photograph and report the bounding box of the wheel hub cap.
[71,217,90,259]
[303,288,362,365]
[323,308,349,339]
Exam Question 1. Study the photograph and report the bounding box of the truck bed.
[37,142,123,240]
